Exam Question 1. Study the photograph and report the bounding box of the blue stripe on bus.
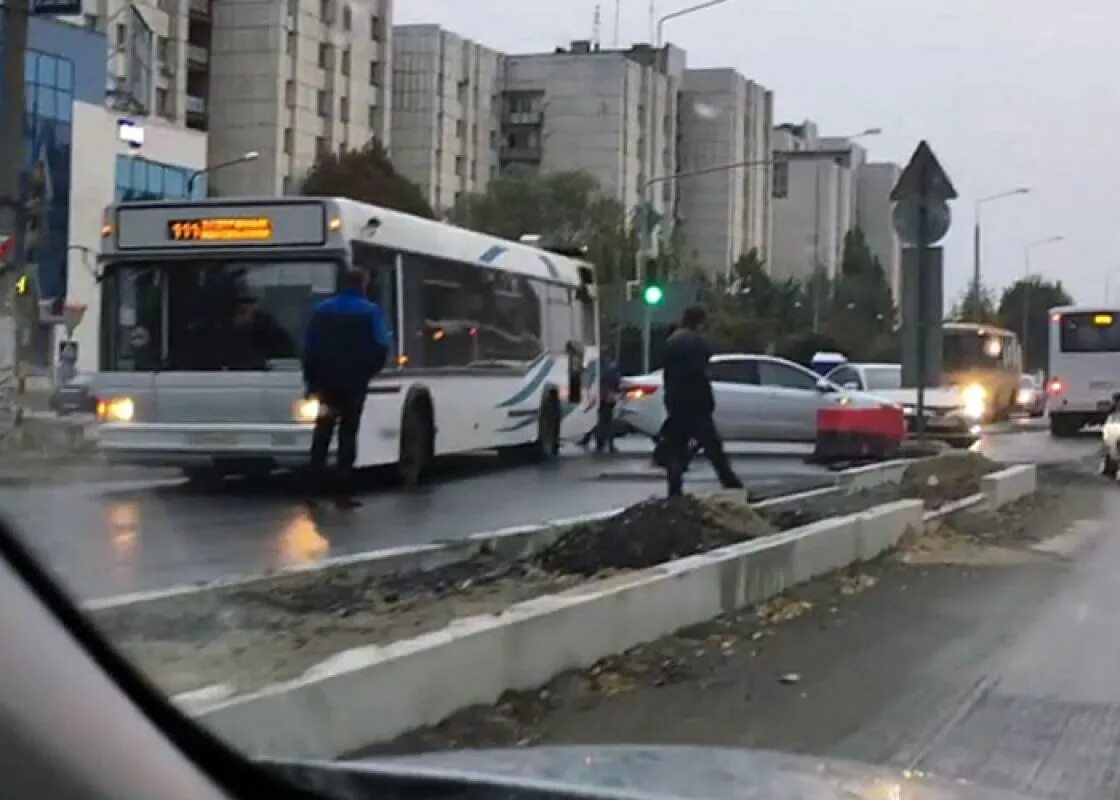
[496,356,555,408]
[479,245,507,264]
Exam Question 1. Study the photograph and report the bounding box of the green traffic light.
[643,284,664,305]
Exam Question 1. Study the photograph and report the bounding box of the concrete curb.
[188,463,1037,759]
[980,464,1037,509]
[87,460,907,612]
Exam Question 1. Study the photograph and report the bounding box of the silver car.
[617,354,894,443]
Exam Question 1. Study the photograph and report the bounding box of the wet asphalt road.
[0,418,1094,603]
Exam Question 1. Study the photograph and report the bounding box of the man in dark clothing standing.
[302,268,392,508]
[658,305,743,498]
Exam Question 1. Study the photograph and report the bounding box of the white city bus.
[1047,305,1120,437]
[93,197,600,484]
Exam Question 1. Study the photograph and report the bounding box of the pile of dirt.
[900,451,1000,507]
[536,492,774,576]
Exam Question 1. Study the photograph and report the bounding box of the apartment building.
[205,0,392,196]
[677,68,773,278]
[499,41,686,234]
[390,24,503,214]
[770,121,899,295]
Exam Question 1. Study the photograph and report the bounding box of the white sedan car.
[617,354,895,443]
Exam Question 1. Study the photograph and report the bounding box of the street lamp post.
[973,187,1030,294]
[636,0,733,289]
[186,151,260,197]
[635,156,772,372]
[1022,235,1064,369]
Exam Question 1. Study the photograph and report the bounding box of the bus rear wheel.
[398,401,433,489]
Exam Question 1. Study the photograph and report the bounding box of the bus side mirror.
[566,340,584,405]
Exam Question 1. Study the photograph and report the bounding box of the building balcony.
[189,0,211,19]
[504,110,543,125]
[185,94,208,130]
[187,44,209,67]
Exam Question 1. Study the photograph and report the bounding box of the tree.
[998,277,1073,373]
[825,228,896,356]
[301,138,435,219]
[950,283,1000,324]
[450,168,635,285]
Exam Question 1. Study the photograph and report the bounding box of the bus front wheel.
[398,401,433,488]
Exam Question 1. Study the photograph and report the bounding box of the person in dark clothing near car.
[302,268,392,508]
[581,349,622,453]
[657,305,743,498]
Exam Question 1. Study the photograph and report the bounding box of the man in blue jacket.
[303,268,392,508]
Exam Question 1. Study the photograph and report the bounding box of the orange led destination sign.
[168,216,273,242]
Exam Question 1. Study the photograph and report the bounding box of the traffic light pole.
[635,157,774,373]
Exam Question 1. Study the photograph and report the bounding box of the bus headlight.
[961,384,987,420]
[295,396,320,423]
[97,396,134,423]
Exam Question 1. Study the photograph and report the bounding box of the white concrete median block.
[981,465,1037,510]
[835,460,910,493]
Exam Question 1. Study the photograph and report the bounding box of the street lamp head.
[243,151,260,161]
[860,127,883,136]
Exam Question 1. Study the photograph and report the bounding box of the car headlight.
[294,396,321,423]
[1017,388,1034,405]
[96,396,134,423]
[961,384,987,420]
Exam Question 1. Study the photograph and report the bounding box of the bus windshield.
[102,259,337,371]
[1058,312,1120,353]
[944,330,1014,372]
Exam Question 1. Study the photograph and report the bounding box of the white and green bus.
[93,197,600,485]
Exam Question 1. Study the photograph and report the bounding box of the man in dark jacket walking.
[302,268,392,507]
[658,305,743,498]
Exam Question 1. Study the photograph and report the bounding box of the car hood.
[866,388,962,410]
[272,746,1027,800]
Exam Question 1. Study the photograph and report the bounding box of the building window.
[318,43,330,68]
[370,15,382,40]
[320,0,333,23]
[116,22,126,46]
[315,136,328,156]
[342,4,351,30]
[340,48,350,75]
[317,90,329,116]
[339,96,349,122]
[83,13,98,30]
[287,0,298,18]
[286,31,296,55]
[283,127,293,154]
[115,155,196,202]
[156,87,170,117]
[25,50,75,123]
[157,36,169,66]
[369,59,381,87]
[285,80,295,107]
[368,104,377,129]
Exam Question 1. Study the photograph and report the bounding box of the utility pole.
[0,0,30,433]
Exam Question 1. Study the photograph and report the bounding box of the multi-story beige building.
[390,24,503,214]
[498,41,685,234]
[857,162,903,297]
[204,0,393,196]
[677,68,773,278]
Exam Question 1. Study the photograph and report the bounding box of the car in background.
[617,354,895,443]
[1016,374,1046,417]
[47,374,97,416]
[824,362,982,448]
[1102,394,1120,478]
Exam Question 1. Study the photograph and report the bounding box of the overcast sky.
[397,0,1119,307]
